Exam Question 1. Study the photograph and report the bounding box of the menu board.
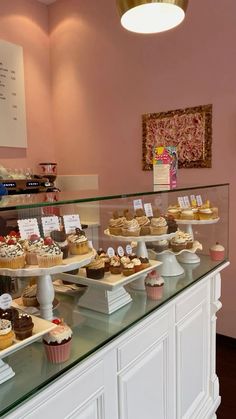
[0,40,27,148]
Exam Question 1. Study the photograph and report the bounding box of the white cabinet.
[4,267,226,419]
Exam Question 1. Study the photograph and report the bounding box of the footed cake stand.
[0,250,96,321]
[104,230,175,290]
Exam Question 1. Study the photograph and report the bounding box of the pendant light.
[117,0,189,34]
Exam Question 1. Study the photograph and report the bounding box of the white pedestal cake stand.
[59,260,162,314]
[0,250,96,321]
[0,315,56,384]
[176,218,219,264]
[148,241,202,277]
[104,230,175,290]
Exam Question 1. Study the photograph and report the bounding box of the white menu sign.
[17,218,40,239]
[63,214,81,234]
[0,40,27,148]
[41,216,60,237]
[0,294,12,310]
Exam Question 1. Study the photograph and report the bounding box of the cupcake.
[211,206,219,219]
[167,205,181,220]
[210,242,225,261]
[0,307,19,326]
[198,208,213,220]
[22,284,39,307]
[109,255,122,274]
[108,211,124,236]
[120,256,131,266]
[43,319,72,364]
[181,208,194,220]
[0,241,25,269]
[185,233,194,249]
[50,230,69,259]
[170,234,186,252]
[132,257,143,273]
[97,249,110,272]
[122,261,135,276]
[139,257,150,270]
[37,237,63,268]
[152,240,169,253]
[24,234,44,265]
[68,229,90,255]
[0,319,14,349]
[13,313,34,340]
[86,256,105,279]
[135,209,150,235]
[150,211,168,236]
[122,213,141,237]
[145,270,164,300]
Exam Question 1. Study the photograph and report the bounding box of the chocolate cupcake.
[165,215,178,234]
[13,313,34,340]
[0,307,19,326]
[86,256,105,279]
[50,230,69,259]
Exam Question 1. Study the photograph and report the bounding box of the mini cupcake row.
[148,230,194,253]
[167,200,219,220]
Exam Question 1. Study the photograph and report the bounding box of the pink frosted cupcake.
[145,270,164,300]
[43,319,72,364]
[209,242,225,261]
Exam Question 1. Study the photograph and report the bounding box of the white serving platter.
[177,218,220,225]
[104,229,176,242]
[0,314,56,359]
[149,240,203,256]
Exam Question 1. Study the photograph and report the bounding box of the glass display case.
[0,183,229,417]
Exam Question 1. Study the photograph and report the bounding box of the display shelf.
[0,315,56,384]
[176,218,220,238]
[59,260,161,314]
[0,250,96,321]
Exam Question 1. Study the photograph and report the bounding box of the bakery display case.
[0,183,229,418]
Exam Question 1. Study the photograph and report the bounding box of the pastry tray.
[59,260,162,291]
[148,240,203,257]
[0,250,96,277]
[0,314,56,359]
[104,229,176,242]
[177,218,220,225]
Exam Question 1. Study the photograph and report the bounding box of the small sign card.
[126,244,132,255]
[63,214,81,234]
[183,196,190,208]
[17,218,40,240]
[41,216,60,237]
[107,247,115,258]
[117,246,125,257]
[178,197,185,208]
[196,195,203,207]
[133,199,143,211]
[144,203,153,217]
[190,194,196,206]
[0,294,12,310]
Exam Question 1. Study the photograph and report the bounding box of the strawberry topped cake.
[0,239,25,269]
[37,237,63,267]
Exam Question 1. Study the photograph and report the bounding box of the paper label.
[153,164,170,185]
[41,216,60,237]
[183,196,190,208]
[133,199,143,211]
[177,197,185,208]
[126,245,132,255]
[117,246,124,257]
[107,247,115,258]
[0,293,12,310]
[190,194,196,206]
[63,214,81,234]
[144,203,153,217]
[196,195,203,207]
[17,218,40,240]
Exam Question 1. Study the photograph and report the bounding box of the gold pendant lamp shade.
[117,0,189,34]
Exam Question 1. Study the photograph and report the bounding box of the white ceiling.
[37,0,57,5]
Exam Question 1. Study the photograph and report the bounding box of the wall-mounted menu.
[0,40,27,148]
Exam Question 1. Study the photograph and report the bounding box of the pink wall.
[49,0,236,337]
[0,0,55,172]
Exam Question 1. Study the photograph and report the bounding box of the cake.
[0,319,14,350]
[109,255,122,274]
[209,242,225,261]
[37,237,63,267]
[0,241,25,269]
[167,205,181,219]
[150,212,168,235]
[135,209,151,235]
[139,257,150,270]
[43,319,72,364]
[122,213,141,237]
[68,229,90,255]
[198,208,213,220]
[165,215,178,234]
[122,261,135,276]
[86,256,105,279]
[22,284,39,307]
[132,257,143,273]
[152,239,169,253]
[145,270,164,300]
[13,313,34,340]
[108,211,124,236]
[0,307,19,326]
[50,230,69,259]
[24,234,44,265]
[97,249,110,272]
[181,208,194,220]
[170,234,186,252]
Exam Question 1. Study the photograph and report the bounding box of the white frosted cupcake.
[122,213,141,237]
[145,270,164,300]
[37,237,63,267]
[68,229,90,255]
[43,320,72,364]
[24,234,44,265]
[0,241,25,269]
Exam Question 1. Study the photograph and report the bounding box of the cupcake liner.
[122,228,141,237]
[109,227,122,236]
[69,242,90,255]
[146,285,163,300]
[210,250,225,261]
[86,267,105,279]
[44,339,71,363]
[0,331,14,350]
[14,325,34,341]
[110,266,122,275]
[37,254,63,268]
[26,252,38,265]
[0,255,25,269]
[150,226,168,235]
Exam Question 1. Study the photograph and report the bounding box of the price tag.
[17,218,40,240]
[190,194,196,206]
[196,195,203,207]
[126,244,132,255]
[133,199,143,211]
[0,294,12,310]
[63,214,81,234]
[183,196,190,208]
[41,216,60,237]
[107,247,115,258]
[177,197,185,208]
[117,246,125,257]
[144,203,153,217]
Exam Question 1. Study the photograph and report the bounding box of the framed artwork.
[142,104,212,170]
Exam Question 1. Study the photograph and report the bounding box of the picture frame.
[142,104,212,170]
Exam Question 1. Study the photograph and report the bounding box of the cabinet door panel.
[176,301,209,419]
[118,337,168,419]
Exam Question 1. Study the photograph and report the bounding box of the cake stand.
[148,241,202,277]
[176,218,219,264]
[104,230,175,290]
[59,260,162,314]
[0,250,96,321]
[0,315,56,384]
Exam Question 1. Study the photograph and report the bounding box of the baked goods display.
[167,200,219,221]
[209,242,225,261]
[145,270,165,301]
[43,319,72,364]
[13,314,34,341]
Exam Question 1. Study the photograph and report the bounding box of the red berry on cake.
[44,237,53,245]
